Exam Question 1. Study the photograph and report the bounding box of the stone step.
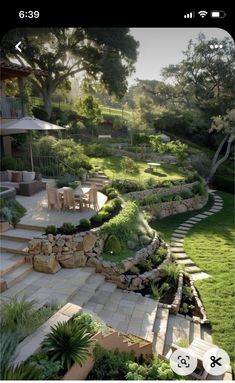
[178,223,193,228]
[0,228,43,242]
[186,218,201,223]
[177,258,195,266]
[173,229,188,235]
[152,307,169,356]
[170,247,186,253]
[88,175,109,181]
[189,321,201,343]
[172,252,188,260]
[15,223,45,231]
[163,314,190,355]
[170,237,184,243]
[3,263,33,289]
[0,239,28,255]
[171,234,185,239]
[170,242,184,248]
[70,273,106,306]
[190,272,210,281]
[0,252,25,277]
[195,214,209,219]
[185,265,201,274]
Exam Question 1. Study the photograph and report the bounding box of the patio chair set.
[47,184,99,212]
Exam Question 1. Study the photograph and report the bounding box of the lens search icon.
[170,348,198,376]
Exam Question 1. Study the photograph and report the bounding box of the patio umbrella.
[0,117,65,171]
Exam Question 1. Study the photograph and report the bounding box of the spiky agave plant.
[41,320,93,371]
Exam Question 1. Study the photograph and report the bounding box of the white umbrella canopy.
[0,117,65,171]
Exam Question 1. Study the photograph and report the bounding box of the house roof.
[0,60,47,80]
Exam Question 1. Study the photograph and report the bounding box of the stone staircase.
[82,171,110,190]
[152,307,212,357]
[0,226,44,290]
[170,192,224,281]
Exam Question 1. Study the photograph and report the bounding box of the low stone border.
[171,272,184,312]
[189,276,209,324]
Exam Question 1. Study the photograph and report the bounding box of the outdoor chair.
[47,187,63,211]
[63,187,81,211]
[83,184,99,210]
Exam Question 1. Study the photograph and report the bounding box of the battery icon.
[211,10,226,18]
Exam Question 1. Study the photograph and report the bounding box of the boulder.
[28,239,42,254]
[41,240,53,255]
[131,277,143,289]
[73,236,84,250]
[140,235,152,246]
[47,234,54,242]
[175,204,187,213]
[83,233,97,252]
[74,251,87,267]
[56,238,65,247]
[34,255,61,274]
[86,257,102,271]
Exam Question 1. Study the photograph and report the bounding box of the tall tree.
[207,109,235,182]
[162,34,235,119]
[2,28,138,119]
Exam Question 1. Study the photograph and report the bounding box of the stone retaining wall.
[28,230,172,291]
[144,194,208,219]
[125,181,198,201]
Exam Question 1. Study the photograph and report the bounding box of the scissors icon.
[210,356,222,367]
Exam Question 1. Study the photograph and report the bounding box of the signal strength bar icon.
[184,11,195,18]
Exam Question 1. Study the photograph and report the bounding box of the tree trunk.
[207,136,233,183]
[42,92,52,120]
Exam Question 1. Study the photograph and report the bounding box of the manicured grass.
[90,156,185,183]
[151,194,214,242]
[152,191,235,371]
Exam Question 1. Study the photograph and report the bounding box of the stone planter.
[0,221,10,233]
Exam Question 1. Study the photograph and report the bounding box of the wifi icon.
[198,10,208,18]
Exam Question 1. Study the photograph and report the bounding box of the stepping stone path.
[170,191,224,280]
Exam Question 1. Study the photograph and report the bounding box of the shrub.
[73,313,96,335]
[163,263,181,288]
[101,201,139,243]
[84,142,109,157]
[56,175,80,189]
[145,177,160,189]
[121,156,140,175]
[180,189,194,199]
[179,302,195,314]
[3,200,27,227]
[107,190,118,199]
[0,198,5,209]
[192,182,206,196]
[0,156,19,170]
[79,218,91,230]
[88,344,135,380]
[41,320,93,371]
[90,213,103,225]
[160,194,174,202]
[0,331,19,368]
[173,194,183,202]
[150,282,170,300]
[27,353,62,380]
[126,358,177,380]
[102,202,116,214]
[182,286,193,302]
[140,234,152,246]
[111,179,143,193]
[138,259,153,272]
[60,222,75,234]
[97,210,110,221]
[142,194,161,206]
[0,296,35,333]
[104,234,121,256]
[45,225,57,235]
[111,197,122,208]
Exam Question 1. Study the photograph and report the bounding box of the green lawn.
[90,156,185,183]
[152,192,235,370]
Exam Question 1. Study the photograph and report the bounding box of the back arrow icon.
[15,41,22,52]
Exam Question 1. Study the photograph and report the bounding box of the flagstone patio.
[16,181,107,228]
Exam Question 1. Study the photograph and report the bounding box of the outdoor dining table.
[147,162,161,172]
[58,186,90,210]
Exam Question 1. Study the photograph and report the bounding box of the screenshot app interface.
[0,5,234,382]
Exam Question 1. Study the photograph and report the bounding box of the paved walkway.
[170,191,224,280]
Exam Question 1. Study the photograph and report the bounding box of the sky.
[128,28,233,85]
